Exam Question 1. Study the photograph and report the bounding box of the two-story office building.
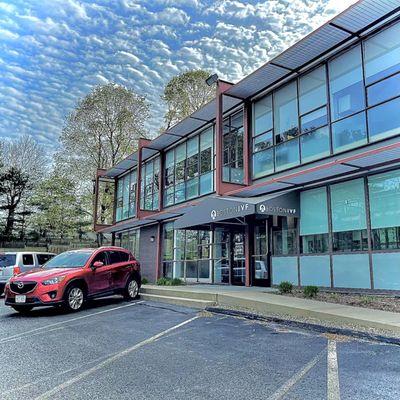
[94,0,400,290]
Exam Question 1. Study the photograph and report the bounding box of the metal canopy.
[226,0,400,100]
[104,152,138,178]
[173,192,299,229]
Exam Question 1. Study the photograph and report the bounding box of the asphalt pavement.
[1,296,400,400]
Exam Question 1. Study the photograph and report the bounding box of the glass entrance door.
[231,230,246,285]
[252,219,271,287]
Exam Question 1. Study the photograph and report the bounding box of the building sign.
[258,204,297,216]
[210,203,250,220]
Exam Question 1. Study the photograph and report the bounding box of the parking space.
[1,297,400,400]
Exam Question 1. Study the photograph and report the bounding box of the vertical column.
[215,84,224,195]
[243,100,251,186]
[155,222,163,281]
[245,217,252,287]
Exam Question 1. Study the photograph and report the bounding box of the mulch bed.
[276,289,400,313]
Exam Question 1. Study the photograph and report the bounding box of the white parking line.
[0,301,144,343]
[327,340,341,400]
[268,350,325,400]
[34,316,199,400]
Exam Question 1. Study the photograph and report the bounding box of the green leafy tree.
[29,174,91,240]
[162,70,215,130]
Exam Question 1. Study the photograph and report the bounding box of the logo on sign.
[259,204,266,213]
[17,282,24,289]
[210,210,217,220]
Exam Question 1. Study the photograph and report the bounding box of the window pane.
[200,127,213,150]
[187,137,198,157]
[300,106,327,133]
[253,130,273,152]
[165,150,174,166]
[372,227,400,250]
[368,169,400,229]
[330,178,367,232]
[200,172,213,195]
[254,95,272,135]
[200,148,212,174]
[175,143,186,162]
[332,111,367,153]
[368,97,400,142]
[333,230,368,252]
[186,177,199,199]
[364,22,400,85]
[300,126,330,163]
[253,148,274,178]
[275,138,299,171]
[175,182,185,203]
[300,187,328,235]
[273,81,299,142]
[367,73,400,106]
[299,65,327,115]
[301,234,329,254]
[329,45,365,121]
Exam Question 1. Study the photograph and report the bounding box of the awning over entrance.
[173,191,299,229]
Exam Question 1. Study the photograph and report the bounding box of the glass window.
[368,170,400,229]
[272,216,298,255]
[300,107,328,133]
[200,172,213,195]
[330,178,367,232]
[364,22,400,85]
[253,130,273,152]
[140,157,160,211]
[332,111,367,153]
[367,73,400,107]
[300,188,329,235]
[300,126,330,163]
[22,254,34,265]
[301,234,329,254]
[254,95,273,135]
[275,138,299,171]
[253,148,274,178]
[299,66,327,115]
[329,45,365,121]
[368,97,400,142]
[274,81,299,143]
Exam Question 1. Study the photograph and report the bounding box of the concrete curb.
[206,306,400,347]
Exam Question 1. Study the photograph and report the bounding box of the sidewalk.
[142,284,400,334]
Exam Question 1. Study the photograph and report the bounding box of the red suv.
[4,247,141,313]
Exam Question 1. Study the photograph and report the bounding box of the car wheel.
[64,286,85,312]
[12,306,34,314]
[124,277,139,300]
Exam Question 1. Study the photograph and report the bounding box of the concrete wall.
[138,224,158,283]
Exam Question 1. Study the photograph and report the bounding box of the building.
[94,0,400,291]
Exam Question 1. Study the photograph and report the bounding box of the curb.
[206,306,400,347]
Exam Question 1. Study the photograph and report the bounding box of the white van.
[0,252,55,295]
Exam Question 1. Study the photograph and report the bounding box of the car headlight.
[42,276,66,286]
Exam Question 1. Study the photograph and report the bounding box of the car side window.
[119,252,129,262]
[107,251,121,265]
[92,251,107,266]
[22,254,34,266]
[37,254,54,265]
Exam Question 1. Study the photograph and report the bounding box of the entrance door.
[252,219,271,287]
[231,229,246,285]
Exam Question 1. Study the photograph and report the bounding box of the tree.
[162,70,216,130]
[0,167,30,238]
[56,83,150,193]
[29,173,91,240]
[0,135,46,238]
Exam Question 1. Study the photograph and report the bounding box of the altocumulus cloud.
[0,0,356,150]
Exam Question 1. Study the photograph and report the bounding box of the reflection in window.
[253,148,274,178]
[367,73,400,107]
[368,97,400,142]
[223,111,244,183]
[274,81,299,143]
[299,65,327,115]
[364,22,400,85]
[272,216,298,255]
[300,126,330,163]
[116,169,137,221]
[300,107,328,134]
[254,95,273,136]
[332,111,367,153]
[333,230,368,252]
[140,157,159,211]
[329,45,365,121]
[164,127,214,206]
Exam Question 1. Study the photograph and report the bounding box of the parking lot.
[1,297,400,400]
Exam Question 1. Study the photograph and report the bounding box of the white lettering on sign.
[210,203,250,220]
[258,204,297,215]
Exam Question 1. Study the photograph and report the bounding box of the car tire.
[123,276,140,300]
[12,306,34,314]
[64,285,85,312]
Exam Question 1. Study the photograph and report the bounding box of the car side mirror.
[92,261,104,270]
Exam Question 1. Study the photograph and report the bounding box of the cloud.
[0,0,358,151]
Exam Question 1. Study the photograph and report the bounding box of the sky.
[0,0,357,150]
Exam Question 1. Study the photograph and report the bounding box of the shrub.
[303,285,319,298]
[278,281,293,294]
[156,277,184,286]
[141,277,149,285]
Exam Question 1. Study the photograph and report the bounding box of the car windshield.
[43,251,93,269]
[0,254,16,267]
